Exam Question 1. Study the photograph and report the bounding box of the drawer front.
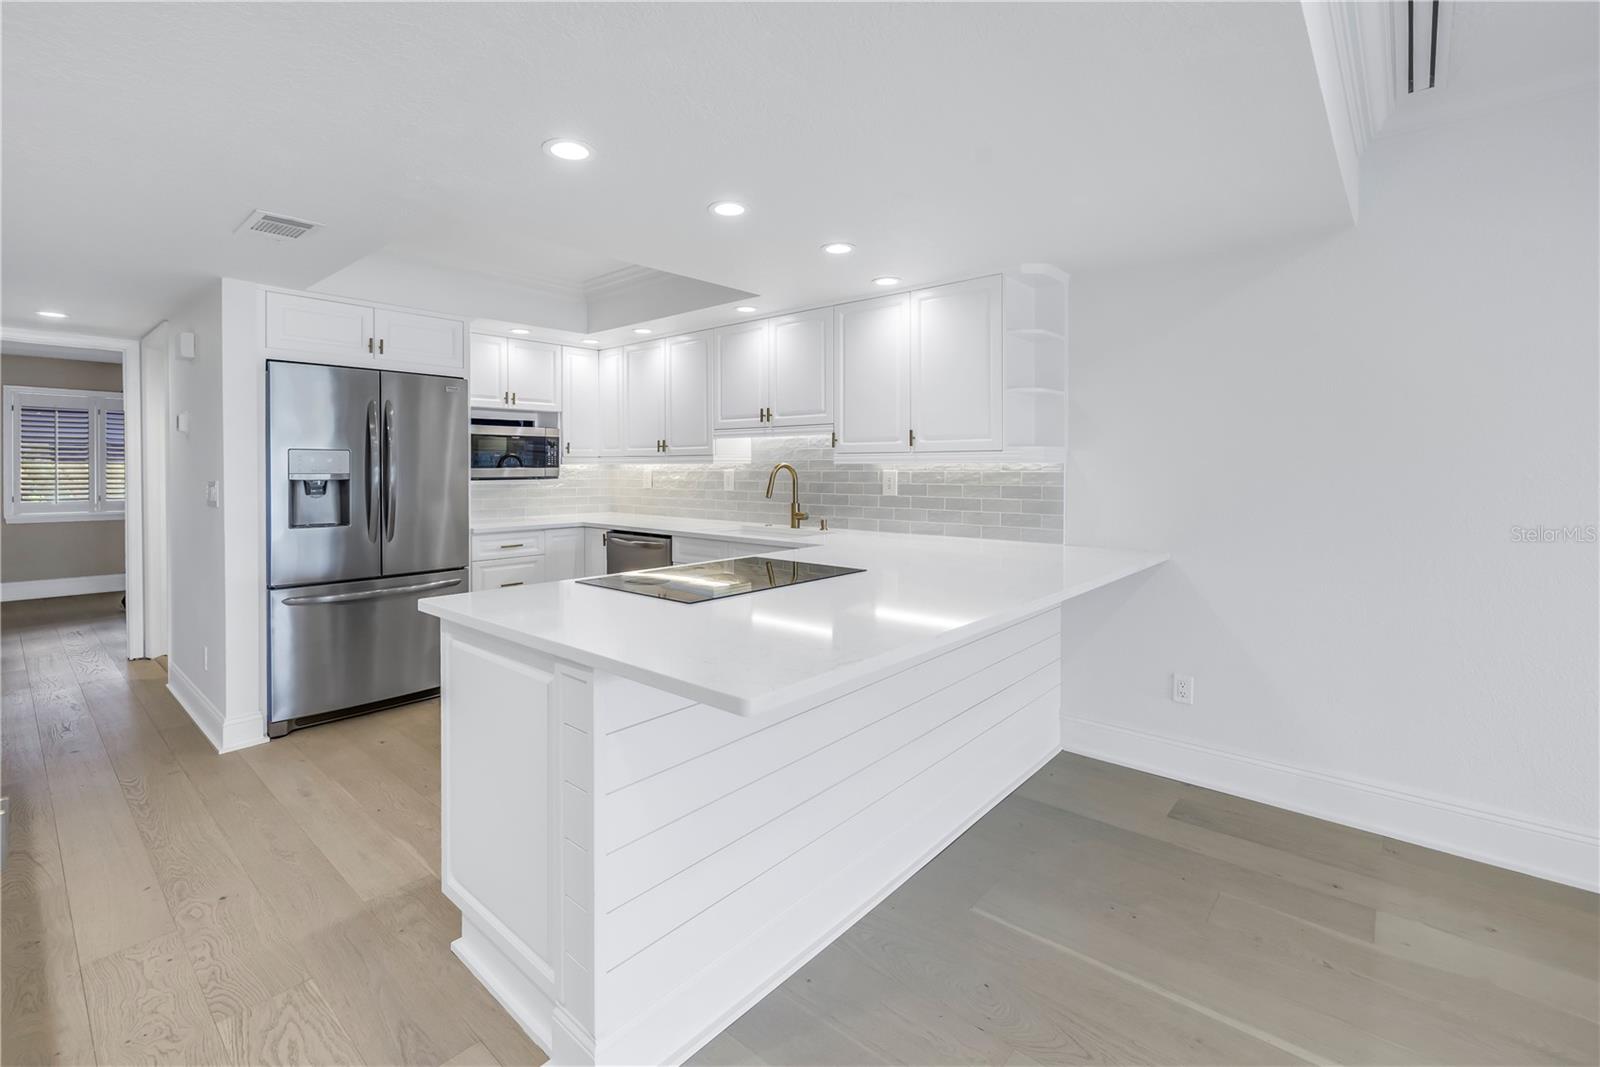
[472,556,548,591]
[472,530,547,561]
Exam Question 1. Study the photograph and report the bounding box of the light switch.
[205,481,220,508]
[175,411,191,434]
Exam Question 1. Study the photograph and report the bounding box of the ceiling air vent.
[235,209,321,241]
[1398,0,1452,94]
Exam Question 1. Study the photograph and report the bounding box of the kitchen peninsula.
[420,527,1165,1066]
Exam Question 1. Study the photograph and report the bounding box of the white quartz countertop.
[427,518,1166,716]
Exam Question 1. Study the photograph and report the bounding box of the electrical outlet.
[205,481,220,508]
[642,468,653,489]
[882,469,898,495]
[723,469,735,492]
[1172,674,1194,705]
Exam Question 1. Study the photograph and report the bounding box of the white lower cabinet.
[546,527,583,579]
[584,529,607,576]
[470,526,592,590]
[472,556,549,591]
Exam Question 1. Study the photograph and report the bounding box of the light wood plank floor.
[5,594,1597,1066]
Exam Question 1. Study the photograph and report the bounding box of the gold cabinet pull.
[909,428,916,447]
[367,337,375,354]
[378,338,385,355]
[831,431,838,447]
[499,542,525,549]
[511,391,517,404]
[500,581,524,587]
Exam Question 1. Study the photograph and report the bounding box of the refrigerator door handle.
[383,399,397,542]
[365,400,381,543]
[280,577,462,606]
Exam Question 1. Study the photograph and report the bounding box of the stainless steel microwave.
[469,416,560,479]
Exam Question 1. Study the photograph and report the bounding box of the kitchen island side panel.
[438,610,1063,1066]
[590,609,1063,1064]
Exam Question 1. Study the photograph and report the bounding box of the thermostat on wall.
[176,331,195,360]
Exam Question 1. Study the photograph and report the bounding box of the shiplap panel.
[602,643,1060,909]
[597,685,1060,1034]
[595,662,1059,970]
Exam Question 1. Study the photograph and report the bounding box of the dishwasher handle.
[607,535,668,549]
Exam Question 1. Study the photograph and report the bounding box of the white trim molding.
[0,572,125,603]
[1062,716,1599,893]
[168,663,268,755]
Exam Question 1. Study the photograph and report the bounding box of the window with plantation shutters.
[4,386,126,522]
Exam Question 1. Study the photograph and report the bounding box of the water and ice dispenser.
[287,448,351,528]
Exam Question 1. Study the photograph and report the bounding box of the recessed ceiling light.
[509,328,530,335]
[822,242,855,255]
[709,201,746,217]
[873,276,901,287]
[735,306,758,313]
[581,338,599,345]
[36,310,67,319]
[544,139,592,161]
[633,327,653,335]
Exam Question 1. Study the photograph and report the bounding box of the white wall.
[164,282,228,726]
[1060,90,1599,888]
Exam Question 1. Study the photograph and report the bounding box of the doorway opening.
[0,327,151,660]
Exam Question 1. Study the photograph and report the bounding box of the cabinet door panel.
[470,334,507,406]
[598,348,625,457]
[545,527,584,580]
[769,307,834,429]
[622,342,666,456]
[835,294,910,454]
[265,292,375,361]
[563,348,600,459]
[712,320,769,432]
[506,339,561,409]
[910,276,1003,452]
[375,309,464,371]
[664,332,712,455]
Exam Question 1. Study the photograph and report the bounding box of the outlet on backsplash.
[881,469,898,495]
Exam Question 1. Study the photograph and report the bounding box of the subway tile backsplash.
[470,435,1064,543]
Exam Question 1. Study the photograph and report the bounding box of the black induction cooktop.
[576,556,864,604]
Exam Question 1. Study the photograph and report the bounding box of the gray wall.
[0,353,125,583]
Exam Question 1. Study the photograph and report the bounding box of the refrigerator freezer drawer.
[268,568,465,725]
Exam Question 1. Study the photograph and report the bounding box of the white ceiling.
[6,2,1377,340]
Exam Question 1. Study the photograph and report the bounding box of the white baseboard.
[1,572,124,602]
[167,664,268,755]
[1061,716,1599,893]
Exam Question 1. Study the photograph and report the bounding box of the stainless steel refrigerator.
[266,360,468,736]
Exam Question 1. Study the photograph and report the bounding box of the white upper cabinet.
[505,338,561,409]
[835,293,911,454]
[562,347,600,459]
[712,320,769,432]
[768,306,834,429]
[622,341,666,456]
[910,276,1003,452]
[265,293,376,362]
[372,309,465,370]
[471,333,560,409]
[265,291,463,371]
[663,331,713,455]
[597,348,624,457]
[469,334,509,406]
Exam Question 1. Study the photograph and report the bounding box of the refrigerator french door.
[266,360,468,735]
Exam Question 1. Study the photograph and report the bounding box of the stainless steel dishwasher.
[605,530,672,573]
